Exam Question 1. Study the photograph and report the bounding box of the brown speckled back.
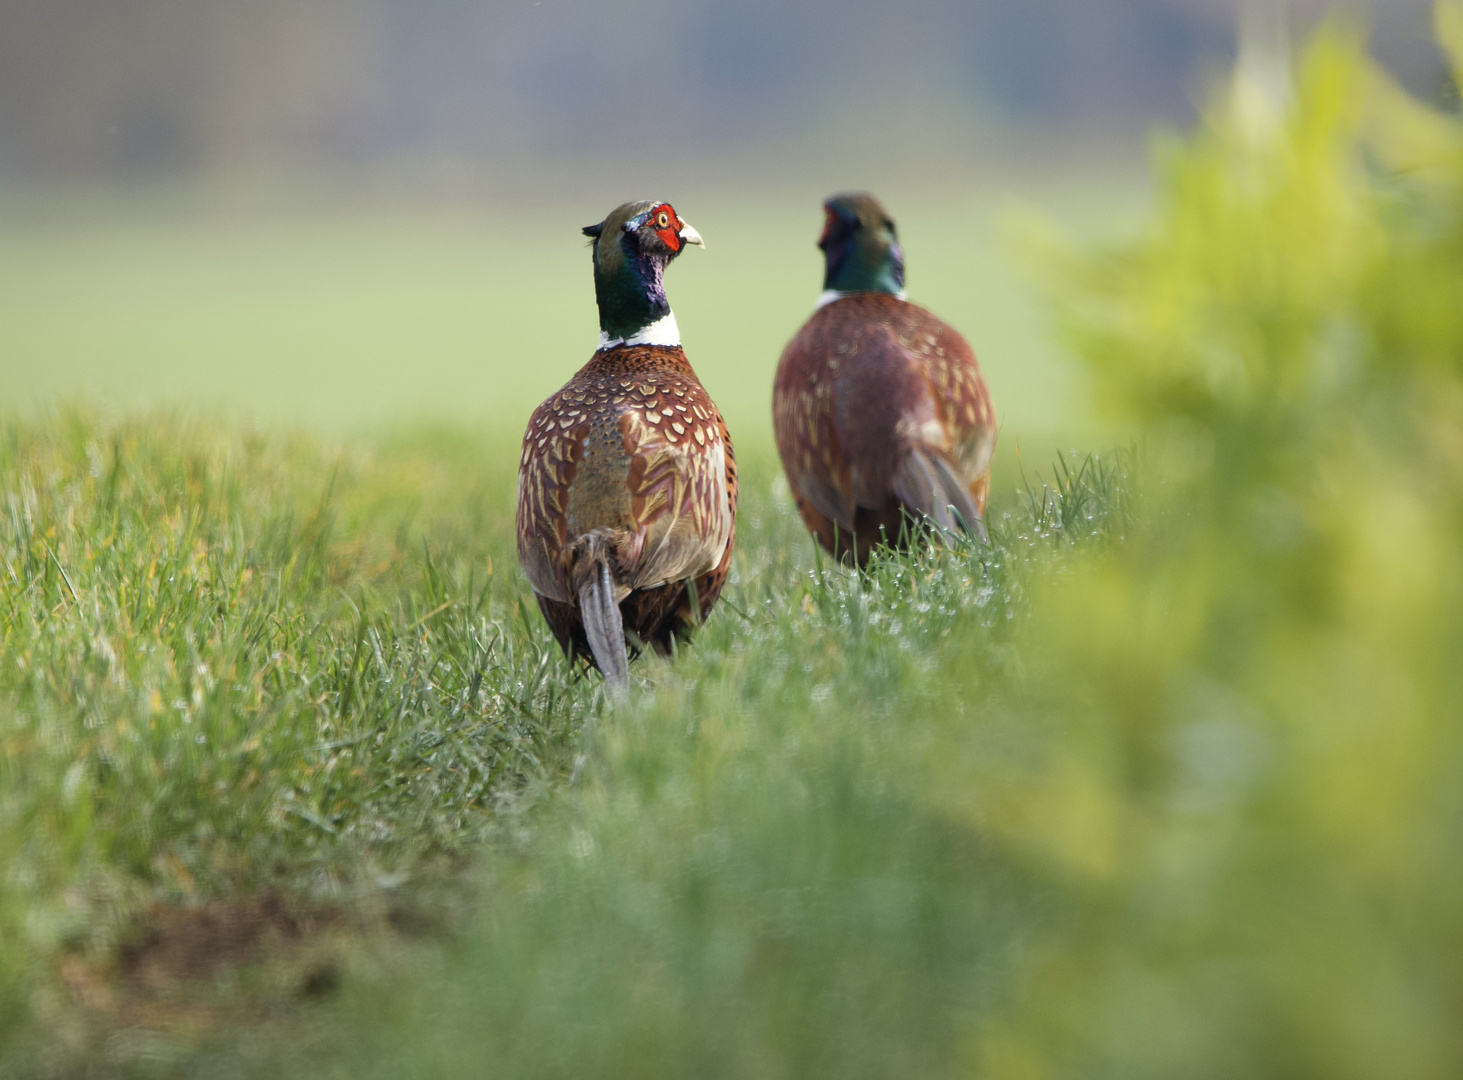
[773,293,995,562]
[517,344,738,666]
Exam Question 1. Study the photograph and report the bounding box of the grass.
[0,413,585,1065]
[0,408,1129,1074]
[0,175,1138,1073]
[310,452,1141,1080]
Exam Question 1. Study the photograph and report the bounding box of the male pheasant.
[773,193,996,565]
[516,200,737,694]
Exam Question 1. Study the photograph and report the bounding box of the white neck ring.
[815,288,907,309]
[599,310,680,350]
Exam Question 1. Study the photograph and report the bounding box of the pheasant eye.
[656,211,670,228]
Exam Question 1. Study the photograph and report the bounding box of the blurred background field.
[0,0,1448,455]
[0,173,1144,451]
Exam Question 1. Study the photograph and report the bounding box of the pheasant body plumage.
[773,194,996,564]
[516,200,735,691]
[518,345,737,660]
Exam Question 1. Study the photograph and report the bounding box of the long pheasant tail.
[578,558,630,698]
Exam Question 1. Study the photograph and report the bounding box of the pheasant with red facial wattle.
[772,193,996,565]
[516,201,737,696]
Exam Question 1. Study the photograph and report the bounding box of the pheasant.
[516,200,737,694]
[772,193,996,565]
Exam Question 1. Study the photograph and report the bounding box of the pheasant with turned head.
[516,200,737,695]
[773,193,996,564]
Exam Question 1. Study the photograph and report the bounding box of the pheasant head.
[583,200,704,348]
[818,193,905,299]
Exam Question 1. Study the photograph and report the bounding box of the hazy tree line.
[0,0,1443,179]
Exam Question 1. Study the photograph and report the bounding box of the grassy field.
[0,410,1128,1074]
[0,167,1151,1074]
[4,19,1463,1078]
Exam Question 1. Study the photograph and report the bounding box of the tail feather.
[894,447,988,542]
[578,558,629,698]
[894,448,952,530]
[930,452,988,542]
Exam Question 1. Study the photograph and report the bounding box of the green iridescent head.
[818,193,905,296]
[582,200,704,343]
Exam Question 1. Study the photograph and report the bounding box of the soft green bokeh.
[949,14,1463,1077]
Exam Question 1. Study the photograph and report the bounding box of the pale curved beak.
[678,220,705,250]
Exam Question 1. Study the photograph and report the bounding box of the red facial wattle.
[650,203,682,252]
[817,207,837,249]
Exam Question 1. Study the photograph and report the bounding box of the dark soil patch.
[45,870,474,1070]
[117,893,341,990]
[57,892,354,1041]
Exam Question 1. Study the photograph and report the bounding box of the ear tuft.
[582,223,603,238]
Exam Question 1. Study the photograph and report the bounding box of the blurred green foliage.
[958,12,1463,1077]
